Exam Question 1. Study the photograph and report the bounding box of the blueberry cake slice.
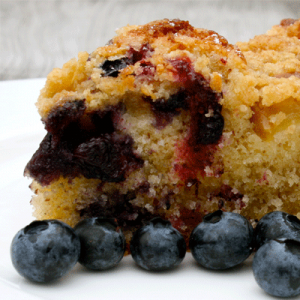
[25,19,300,249]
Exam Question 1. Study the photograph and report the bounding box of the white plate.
[0,79,283,300]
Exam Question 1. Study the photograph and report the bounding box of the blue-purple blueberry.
[253,239,300,298]
[11,220,80,283]
[74,218,125,270]
[130,217,186,271]
[254,211,300,249]
[189,210,253,270]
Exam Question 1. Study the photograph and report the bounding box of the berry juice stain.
[210,184,245,210]
[127,43,153,64]
[169,57,224,182]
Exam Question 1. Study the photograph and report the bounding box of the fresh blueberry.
[11,220,80,283]
[254,211,300,249]
[130,217,186,271]
[189,210,253,269]
[74,218,125,270]
[253,239,300,298]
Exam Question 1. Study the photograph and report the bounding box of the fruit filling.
[79,190,159,232]
[101,43,153,77]
[144,90,187,129]
[101,58,129,78]
[169,57,224,181]
[25,100,143,185]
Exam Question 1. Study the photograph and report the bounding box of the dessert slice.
[25,19,300,249]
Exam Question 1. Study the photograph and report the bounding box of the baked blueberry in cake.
[25,19,300,250]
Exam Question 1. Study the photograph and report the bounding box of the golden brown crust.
[277,18,300,38]
[36,19,245,118]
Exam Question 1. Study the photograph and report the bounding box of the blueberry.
[101,58,129,77]
[74,133,143,183]
[189,210,253,269]
[196,110,224,145]
[254,211,300,249]
[148,90,187,112]
[253,239,300,298]
[74,218,125,270]
[130,217,186,271]
[11,220,80,283]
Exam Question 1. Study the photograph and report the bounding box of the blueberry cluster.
[10,211,300,298]
[11,218,127,283]
[252,211,300,298]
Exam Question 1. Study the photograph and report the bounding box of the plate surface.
[0,79,280,299]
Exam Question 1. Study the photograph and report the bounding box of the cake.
[25,18,300,250]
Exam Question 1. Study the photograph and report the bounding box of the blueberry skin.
[11,220,80,283]
[253,239,300,298]
[254,211,300,249]
[189,210,253,270]
[74,218,125,270]
[130,217,186,271]
[101,58,129,77]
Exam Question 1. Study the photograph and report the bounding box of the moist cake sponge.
[25,19,300,248]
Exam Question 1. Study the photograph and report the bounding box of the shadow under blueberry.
[130,260,187,275]
[189,253,254,275]
[73,257,131,275]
